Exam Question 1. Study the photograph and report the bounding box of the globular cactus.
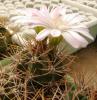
[0,63,24,100]
[14,41,73,85]
[0,25,12,53]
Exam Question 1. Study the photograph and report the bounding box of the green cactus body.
[0,36,7,52]
[0,27,11,52]
[15,42,72,85]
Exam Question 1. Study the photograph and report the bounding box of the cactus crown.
[0,25,11,53]
[12,41,73,85]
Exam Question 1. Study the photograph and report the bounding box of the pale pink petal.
[31,9,40,16]
[22,29,36,40]
[50,29,61,37]
[10,16,45,26]
[59,7,66,16]
[28,17,43,24]
[62,32,82,48]
[70,24,87,29]
[30,8,52,27]
[40,6,49,16]
[40,6,52,25]
[70,15,86,24]
[68,31,88,47]
[17,8,39,17]
[10,16,28,22]
[71,28,94,40]
[31,16,51,27]
[17,8,34,16]
[12,33,27,46]
[27,6,51,26]
[62,13,79,22]
[50,6,62,19]
[29,17,50,27]
[36,29,50,41]
[14,18,34,25]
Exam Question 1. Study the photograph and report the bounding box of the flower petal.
[51,6,66,17]
[62,13,79,22]
[36,29,50,41]
[70,24,87,29]
[60,7,66,16]
[10,16,28,22]
[13,18,33,25]
[17,8,39,17]
[50,29,61,37]
[29,17,50,27]
[40,6,50,16]
[50,6,61,18]
[12,33,27,46]
[68,31,89,47]
[22,29,36,40]
[62,32,82,48]
[71,28,94,40]
[70,15,86,24]
[10,16,34,25]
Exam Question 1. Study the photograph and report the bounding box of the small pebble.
[70,0,97,10]
[88,16,97,20]
[79,11,85,15]
[8,23,22,32]
[0,0,96,37]
[71,7,79,12]
[33,4,44,9]
[66,9,73,14]
[34,0,42,4]
[25,2,34,8]
[15,4,25,9]
[87,2,95,7]
[21,0,31,4]
[42,0,51,6]
[51,0,59,4]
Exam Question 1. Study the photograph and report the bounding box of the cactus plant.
[0,25,11,53]
[0,4,95,99]
[14,41,74,85]
[0,40,75,99]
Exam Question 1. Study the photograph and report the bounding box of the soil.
[72,38,97,86]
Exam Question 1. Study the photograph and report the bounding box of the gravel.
[0,0,96,33]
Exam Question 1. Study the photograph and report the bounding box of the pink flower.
[10,6,94,48]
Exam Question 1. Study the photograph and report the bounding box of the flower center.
[58,24,69,31]
[55,18,69,31]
